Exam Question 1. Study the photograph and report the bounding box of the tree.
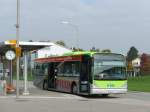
[28,40,33,42]
[90,46,96,51]
[72,47,84,51]
[101,49,111,53]
[90,46,100,52]
[56,40,66,47]
[127,46,138,62]
[140,53,150,75]
[39,40,51,42]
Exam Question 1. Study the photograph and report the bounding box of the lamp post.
[61,21,79,50]
[16,0,20,98]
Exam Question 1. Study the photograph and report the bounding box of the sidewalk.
[0,80,81,99]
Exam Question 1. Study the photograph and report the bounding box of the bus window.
[57,62,64,76]
[64,62,73,76]
[72,62,80,76]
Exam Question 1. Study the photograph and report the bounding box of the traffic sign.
[15,47,21,57]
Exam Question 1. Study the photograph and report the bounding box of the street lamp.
[61,21,79,50]
[16,0,20,98]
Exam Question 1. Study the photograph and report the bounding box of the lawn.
[13,73,34,81]
[128,75,150,92]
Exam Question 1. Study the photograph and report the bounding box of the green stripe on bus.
[93,80,127,89]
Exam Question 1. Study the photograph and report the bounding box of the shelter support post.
[22,51,29,95]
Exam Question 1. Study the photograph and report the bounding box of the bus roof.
[63,51,124,57]
[34,51,124,63]
[62,51,97,56]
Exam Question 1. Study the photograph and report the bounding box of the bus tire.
[102,94,109,97]
[43,80,48,90]
[71,83,78,94]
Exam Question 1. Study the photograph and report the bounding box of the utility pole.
[16,0,20,98]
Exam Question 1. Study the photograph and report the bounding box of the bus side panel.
[56,77,79,93]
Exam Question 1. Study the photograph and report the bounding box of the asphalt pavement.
[0,81,150,112]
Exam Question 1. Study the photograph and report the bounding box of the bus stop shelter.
[0,40,53,95]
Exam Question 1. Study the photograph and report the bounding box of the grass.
[128,75,150,92]
[13,73,34,81]
[12,73,150,92]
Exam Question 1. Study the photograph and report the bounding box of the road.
[0,81,150,112]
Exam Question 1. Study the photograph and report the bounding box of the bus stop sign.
[15,47,21,57]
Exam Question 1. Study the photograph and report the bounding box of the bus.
[33,51,127,96]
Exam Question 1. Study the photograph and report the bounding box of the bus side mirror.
[54,68,58,74]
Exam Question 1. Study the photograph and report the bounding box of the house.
[131,57,141,77]
[132,57,141,68]
[34,42,72,58]
[30,42,72,69]
[127,56,141,77]
[128,54,150,76]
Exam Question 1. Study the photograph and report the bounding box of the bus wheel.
[43,80,48,90]
[71,84,77,94]
[102,94,109,97]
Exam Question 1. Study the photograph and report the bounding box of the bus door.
[48,63,56,89]
[79,55,91,94]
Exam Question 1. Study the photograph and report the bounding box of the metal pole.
[23,51,29,95]
[10,60,13,85]
[16,0,20,98]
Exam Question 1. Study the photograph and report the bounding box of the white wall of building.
[132,57,141,67]
[35,43,72,58]
[30,42,72,70]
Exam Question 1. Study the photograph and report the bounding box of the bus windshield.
[93,54,126,80]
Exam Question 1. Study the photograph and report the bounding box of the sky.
[0,0,150,54]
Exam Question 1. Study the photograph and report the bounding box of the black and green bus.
[33,51,127,96]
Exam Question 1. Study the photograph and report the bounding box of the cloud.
[0,0,150,54]
[80,0,96,5]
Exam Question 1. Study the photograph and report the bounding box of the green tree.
[90,47,100,52]
[90,46,96,51]
[101,49,111,53]
[127,46,138,62]
[39,40,51,42]
[56,40,66,47]
[28,40,33,42]
[72,47,84,51]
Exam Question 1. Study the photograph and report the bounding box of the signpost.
[5,50,16,86]
[16,0,20,98]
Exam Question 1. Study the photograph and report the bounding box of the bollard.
[3,80,6,96]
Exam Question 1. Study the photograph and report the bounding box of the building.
[132,57,141,68]
[128,54,150,76]
[29,42,72,70]
[33,42,72,58]
[132,57,141,77]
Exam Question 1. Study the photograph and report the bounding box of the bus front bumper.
[91,88,127,94]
